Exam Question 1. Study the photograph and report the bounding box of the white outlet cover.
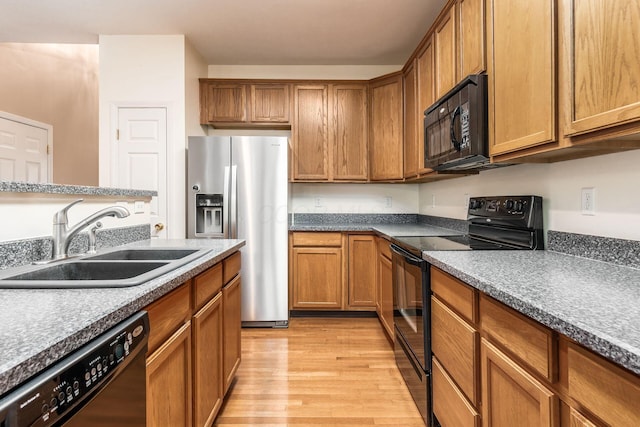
[581,187,595,215]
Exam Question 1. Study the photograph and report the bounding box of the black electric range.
[390,195,544,257]
[390,195,544,427]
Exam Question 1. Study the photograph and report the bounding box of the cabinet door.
[459,0,486,77]
[378,251,394,340]
[417,36,436,175]
[200,82,247,123]
[403,61,418,178]
[193,293,223,427]
[487,0,556,156]
[223,275,242,394]
[347,234,376,308]
[250,84,290,123]
[292,247,342,309]
[481,338,559,427]
[369,74,404,181]
[331,84,368,180]
[563,0,640,136]
[147,322,192,427]
[435,3,458,99]
[293,85,329,180]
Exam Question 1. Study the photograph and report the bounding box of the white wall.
[291,183,418,214]
[185,39,208,138]
[419,149,640,240]
[208,65,401,80]
[98,35,188,239]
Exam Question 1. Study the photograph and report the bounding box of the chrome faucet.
[52,199,130,260]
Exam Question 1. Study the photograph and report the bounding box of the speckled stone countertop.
[290,222,461,236]
[424,250,640,375]
[0,238,244,396]
[0,181,156,198]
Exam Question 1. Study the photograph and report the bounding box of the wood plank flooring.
[214,317,424,427]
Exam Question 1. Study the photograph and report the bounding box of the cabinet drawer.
[292,232,342,247]
[376,237,392,259]
[432,296,479,405]
[433,358,480,427]
[223,251,241,284]
[193,263,223,310]
[480,294,556,381]
[431,267,477,323]
[146,283,192,354]
[567,341,640,427]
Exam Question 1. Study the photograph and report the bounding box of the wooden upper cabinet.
[403,61,419,179]
[487,0,556,156]
[200,82,247,124]
[292,84,329,181]
[416,36,436,175]
[562,0,640,136]
[250,84,290,123]
[458,0,486,77]
[435,3,458,100]
[369,73,404,181]
[331,84,368,181]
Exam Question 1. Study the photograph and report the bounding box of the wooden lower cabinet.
[146,322,192,427]
[292,246,342,309]
[377,241,393,340]
[145,252,242,427]
[481,338,559,427]
[193,293,223,427]
[347,234,376,308]
[223,274,242,393]
[433,358,480,427]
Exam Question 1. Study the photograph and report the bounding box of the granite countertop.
[0,181,157,198]
[424,250,640,375]
[290,222,462,237]
[0,238,244,396]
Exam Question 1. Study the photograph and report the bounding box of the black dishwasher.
[0,311,149,427]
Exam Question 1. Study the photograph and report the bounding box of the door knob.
[154,223,165,231]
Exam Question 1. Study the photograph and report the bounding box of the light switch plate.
[134,201,145,214]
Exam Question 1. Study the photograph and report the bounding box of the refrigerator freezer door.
[232,136,289,326]
[187,136,231,238]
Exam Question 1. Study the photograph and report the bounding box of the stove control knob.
[515,201,524,212]
[505,199,514,210]
[469,200,478,209]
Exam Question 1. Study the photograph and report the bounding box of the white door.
[116,107,167,238]
[0,115,50,182]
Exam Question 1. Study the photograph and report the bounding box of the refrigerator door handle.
[223,166,230,238]
[230,165,238,239]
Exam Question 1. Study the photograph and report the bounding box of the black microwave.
[424,74,489,171]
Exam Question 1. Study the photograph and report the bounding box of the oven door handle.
[390,244,425,267]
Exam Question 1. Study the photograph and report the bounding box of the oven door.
[391,244,429,371]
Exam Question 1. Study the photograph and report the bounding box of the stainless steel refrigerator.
[187,135,288,327]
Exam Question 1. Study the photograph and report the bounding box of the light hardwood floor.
[214,317,425,427]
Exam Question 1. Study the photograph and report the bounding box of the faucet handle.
[53,199,84,225]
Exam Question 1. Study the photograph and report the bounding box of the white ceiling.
[0,0,447,65]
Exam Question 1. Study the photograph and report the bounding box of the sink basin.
[4,261,169,281]
[0,247,212,288]
[87,249,199,261]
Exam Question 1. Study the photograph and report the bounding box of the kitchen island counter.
[0,238,245,396]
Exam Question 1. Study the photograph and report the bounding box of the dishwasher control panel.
[0,311,149,427]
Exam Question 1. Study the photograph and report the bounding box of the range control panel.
[0,312,148,427]
[467,196,543,229]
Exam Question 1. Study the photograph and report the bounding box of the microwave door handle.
[450,106,462,151]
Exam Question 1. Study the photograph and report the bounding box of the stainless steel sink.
[86,249,199,261]
[0,247,212,288]
[4,261,168,281]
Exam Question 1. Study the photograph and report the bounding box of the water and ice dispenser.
[195,194,224,236]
